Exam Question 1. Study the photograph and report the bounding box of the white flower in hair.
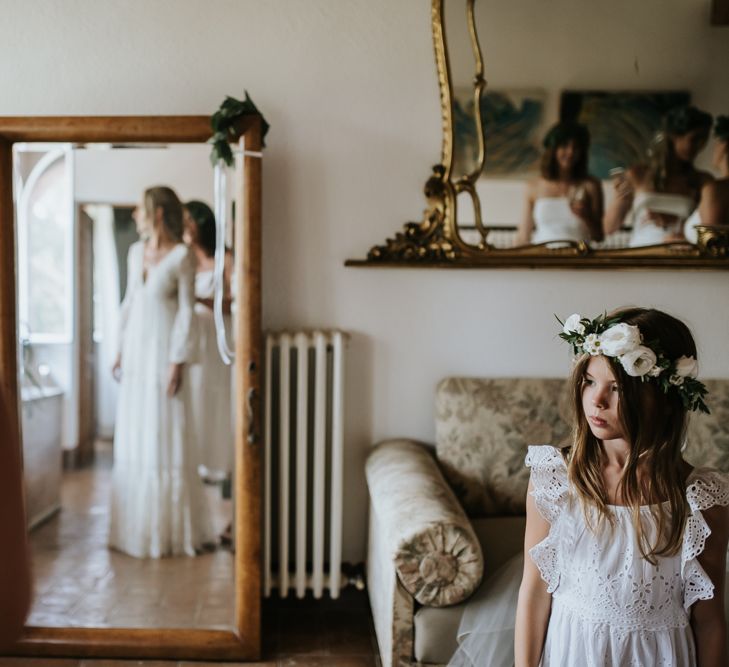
[674,356,698,379]
[563,313,585,335]
[583,333,602,356]
[647,365,663,377]
[619,346,657,377]
[599,323,642,357]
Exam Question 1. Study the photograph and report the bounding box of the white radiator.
[263,330,346,599]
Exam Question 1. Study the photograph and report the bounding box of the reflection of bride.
[109,186,213,558]
[516,122,604,247]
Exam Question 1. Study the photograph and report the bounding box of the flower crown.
[558,313,710,414]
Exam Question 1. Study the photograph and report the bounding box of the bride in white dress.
[516,122,604,247]
[109,186,213,558]
[182,200,234,483]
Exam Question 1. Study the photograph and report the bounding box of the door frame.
[0,116,263,661]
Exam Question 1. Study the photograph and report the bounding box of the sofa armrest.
[366,439,484,608]
[368,496,415,667]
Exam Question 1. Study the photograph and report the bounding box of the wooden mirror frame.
[0,115,263,661]
[346,0,729,270]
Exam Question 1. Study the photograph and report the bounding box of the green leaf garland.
[209,92,270,166]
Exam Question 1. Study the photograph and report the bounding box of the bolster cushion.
[366,439,483,607]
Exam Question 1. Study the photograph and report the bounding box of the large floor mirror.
[0,116,262,661]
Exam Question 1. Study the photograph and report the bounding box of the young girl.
[515,308,728,666]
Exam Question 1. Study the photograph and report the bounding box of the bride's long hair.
[565,307,695,563]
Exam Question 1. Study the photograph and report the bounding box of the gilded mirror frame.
[346,0,729,270]
[0,115,263,661]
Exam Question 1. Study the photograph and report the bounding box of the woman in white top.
[182,200,234,485]
[110,186,212,558]
[516,122,604,247]
[604,105,714,247]
[685,115,729,243]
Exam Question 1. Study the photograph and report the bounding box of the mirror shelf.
[346,0,729,270]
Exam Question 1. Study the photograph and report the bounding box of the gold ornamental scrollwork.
[366,0,485,264]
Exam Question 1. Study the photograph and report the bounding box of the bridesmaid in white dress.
[685,115,729,243]
[516,122,604,247]
[604,105,714,247]
[182,200,234,484]
[109,186,212,558]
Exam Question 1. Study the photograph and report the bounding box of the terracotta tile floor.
[7,445,380,666]
[27,444,235,630]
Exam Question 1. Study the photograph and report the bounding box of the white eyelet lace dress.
[527,445,729,666]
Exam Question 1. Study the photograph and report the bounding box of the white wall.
[74,145,214,205]
[2,0,728,561]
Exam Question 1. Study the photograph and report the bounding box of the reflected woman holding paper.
[604,105,713,247]
[110,186,213,558]
[516,122,604,247]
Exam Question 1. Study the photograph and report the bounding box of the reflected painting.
[454,89,545,177]
[560,90,691,180]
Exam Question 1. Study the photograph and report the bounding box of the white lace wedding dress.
[109,242,213,558]
[449,445,729,667]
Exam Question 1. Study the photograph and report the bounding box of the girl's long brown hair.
[566,307,694,563]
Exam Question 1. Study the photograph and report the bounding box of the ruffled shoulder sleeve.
[525,445,571,594]
[681,469,729,610]
[525,445,570,524]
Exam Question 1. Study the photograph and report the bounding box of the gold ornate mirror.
[347,0,729,269]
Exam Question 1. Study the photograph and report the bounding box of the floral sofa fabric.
[435,378,571,517]
[685,380,729,472]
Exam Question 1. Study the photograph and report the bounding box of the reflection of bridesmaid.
[182,201,234,484]
[516,122,603,246]
[110,186,213,558]
[604,105,713,247]
[685,116,729,243]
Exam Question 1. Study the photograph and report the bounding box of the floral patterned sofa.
[365,377,729,667]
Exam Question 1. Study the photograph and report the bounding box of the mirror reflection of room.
[16,143,237,629]
[447,1,729,252]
